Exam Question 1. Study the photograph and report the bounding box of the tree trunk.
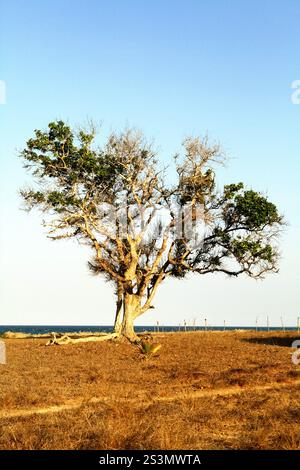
[121,294,141,342]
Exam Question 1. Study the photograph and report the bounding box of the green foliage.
[223,182,244,199]
[231,239,273,262]
[140,340,162,358]
[234,190,281,227]
[20,120,284,286]
[223,189,282,229]
[20,120,119,214]
[22,120,114,182]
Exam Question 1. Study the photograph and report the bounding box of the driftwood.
[1,330,117,341]
[2,330,154,345]
[45,332,119,346]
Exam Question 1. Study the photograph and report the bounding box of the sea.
[0,325,297,335]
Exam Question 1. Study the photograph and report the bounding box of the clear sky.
[0,0,299,327]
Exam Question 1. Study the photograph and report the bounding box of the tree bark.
[121,293,141,342]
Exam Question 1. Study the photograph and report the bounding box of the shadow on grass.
[243,336,300,348]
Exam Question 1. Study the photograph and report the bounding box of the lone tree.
[20,120,284,342]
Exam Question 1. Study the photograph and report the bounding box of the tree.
[20,120,284,342]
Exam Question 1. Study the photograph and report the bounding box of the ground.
[0,331,299,450]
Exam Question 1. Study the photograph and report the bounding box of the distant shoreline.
[0,325,298,336]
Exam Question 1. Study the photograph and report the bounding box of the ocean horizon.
[0,325,298,335]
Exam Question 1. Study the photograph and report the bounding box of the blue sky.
[0,0,299,327]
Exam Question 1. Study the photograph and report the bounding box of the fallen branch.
[45,332,119,346]
[2,330,116,340]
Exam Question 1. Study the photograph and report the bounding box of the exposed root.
[45,332,119,346]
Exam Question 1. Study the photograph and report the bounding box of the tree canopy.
[20,120,284,341]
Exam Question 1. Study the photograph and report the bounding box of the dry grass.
[0,331,299,450]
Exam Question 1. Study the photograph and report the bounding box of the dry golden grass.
[0,331,299,450]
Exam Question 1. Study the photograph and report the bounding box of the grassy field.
[0,331,299,450]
